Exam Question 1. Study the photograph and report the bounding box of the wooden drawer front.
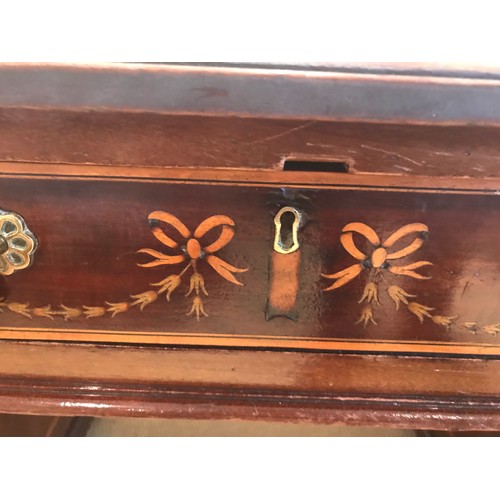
[1,168,500,356]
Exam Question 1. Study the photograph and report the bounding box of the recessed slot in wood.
[283,160,350,173]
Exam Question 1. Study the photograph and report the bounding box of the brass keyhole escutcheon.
[273,207,302,254]
[267,206,303,321]
[0,209,38,276]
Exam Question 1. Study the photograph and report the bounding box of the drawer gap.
[282,160,350,173]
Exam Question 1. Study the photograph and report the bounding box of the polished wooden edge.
[0,328,498,356]
[2,63,500,126]
[2,162,500,193]
[1,341,497,392]
[0,341,498,429]
[5,62,500,85]
[220,62,500,80]
[0,374,498,431]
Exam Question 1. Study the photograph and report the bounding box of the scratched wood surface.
[3,63,500,125]
[2,109,500,179]
[1,172,500,354]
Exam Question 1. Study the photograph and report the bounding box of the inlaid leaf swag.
[322,222,456,328]
[0,212,248,322]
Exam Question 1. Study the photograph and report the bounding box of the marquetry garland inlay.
[322,222,457,328]
[0,213,498,338]
[0,212,248,321]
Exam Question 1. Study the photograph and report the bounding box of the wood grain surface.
[0,340,498,430]
[2,63,500,125]
[1,169,500,354]
[2,109,500,179]
[1,63,500,430]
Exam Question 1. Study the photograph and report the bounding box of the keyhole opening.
[279,211,296,251]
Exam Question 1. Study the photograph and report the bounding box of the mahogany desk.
[0,63,500,431]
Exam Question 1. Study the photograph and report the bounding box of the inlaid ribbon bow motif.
[0,211,247,322]
[137,211,248,320]
[322,222,456,328]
